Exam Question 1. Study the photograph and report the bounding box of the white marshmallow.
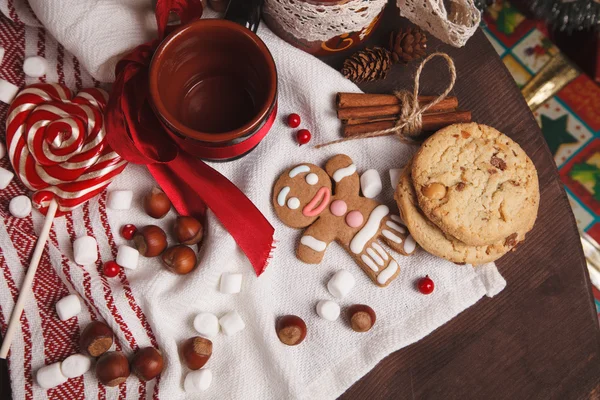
[36,362,68,389]
[0,140,5,159]
[389,168,402,190]
[327,270,355,298]
[219,311,245,336]
[0,79,19,104]
[184,369,212,392]
[116,245,139,270]
[60,354,91,378]
[107,190,133,210]
[73,236,98,266]
[316,300,340,321]
[9,195,32,218]
[0,47,5,66]
[219,273,243,294]
[0,166,14,189]
[360,169,382,198]
[23,56,48,78]
[193,312,220,338]
[55,294,81,321]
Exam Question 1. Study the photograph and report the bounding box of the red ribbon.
[105,0,275,275]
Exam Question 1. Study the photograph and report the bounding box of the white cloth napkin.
[0,1,506,399]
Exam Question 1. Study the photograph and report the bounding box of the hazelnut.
[96,351,130,387]
[276,315,306,346]
[421,183,447,200]
[79,321,114,357]
[131,347,163,381]
[181,337,212,370]
[133,225,167,257]
[162,245,197,275]
[143,187,171,219]
[173,216,204,245]
[347,304,376,332]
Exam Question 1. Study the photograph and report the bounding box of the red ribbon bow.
[105,0,274,275]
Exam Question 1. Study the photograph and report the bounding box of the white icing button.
[116,245,139,270]
[219,311,245,336]
[404,235,417,254]
[73,235,98,266]
[23,56,48,78]
[0,79,19,104]
[360,169,382,198]
[0,140,5,159]
[316,300,340,321]
[9,195,32,218]
[60,354,91,378]
[327,270,355,298]
[377,260,399,285]
[305,173,318,185]
[287,197,300,209]
[36,362,68,389]
[55,294,81,321]
[184,369,212,392]
[219,273,243,294]
[107,190,133,210]
[0,166,15,189]
[389,168,402,189]
[193,312,220,338]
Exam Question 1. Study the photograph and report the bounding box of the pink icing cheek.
[345,210,364,228]
[329,200,347,216]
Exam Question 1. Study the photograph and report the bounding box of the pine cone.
[341,47,393,83]
[389,26,428,64]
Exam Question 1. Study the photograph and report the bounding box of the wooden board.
[317,4,600,399]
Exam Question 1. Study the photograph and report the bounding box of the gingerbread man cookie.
[272,154,417,287]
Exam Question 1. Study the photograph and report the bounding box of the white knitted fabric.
[263,0,387,43]
[0,1,506,399]
[398,0,480,47]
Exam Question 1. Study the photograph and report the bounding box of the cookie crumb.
[491,156,507,171]
[456,182,466,191]
[504,233,518,247]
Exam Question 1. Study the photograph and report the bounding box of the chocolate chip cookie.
[411,123,539,246]
[396,160,526,264]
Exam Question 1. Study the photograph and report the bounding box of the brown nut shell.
[161,245,197,275]
[173,216,204,245]
[143,187,171,219]
[96,351,130,387]
[181,336,212,370]
[276,315,307,346]
[131,347,164,381]
[79,321,114,357]
[347,304,376,332]
[133,225,167,257]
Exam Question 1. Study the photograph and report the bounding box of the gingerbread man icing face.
[272,154,417,287]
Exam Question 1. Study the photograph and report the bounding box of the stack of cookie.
[395,123,540,265]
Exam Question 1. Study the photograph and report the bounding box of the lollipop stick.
[0,199,58,359]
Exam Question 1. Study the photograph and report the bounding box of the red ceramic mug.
[149,0,278,161]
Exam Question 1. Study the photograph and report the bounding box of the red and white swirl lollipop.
[5,82,126,215]
[0,83,127,359]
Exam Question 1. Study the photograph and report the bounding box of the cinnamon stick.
[337,98,458,120]
[342,110,472,137]
[337,92,458,109]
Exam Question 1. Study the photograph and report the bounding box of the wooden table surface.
[321,4,600,399]
[2,3,600,399]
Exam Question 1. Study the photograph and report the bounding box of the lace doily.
[397,0,480,47]
[263,0,387,43]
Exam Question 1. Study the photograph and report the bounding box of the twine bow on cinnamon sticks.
[316,52,471,148]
